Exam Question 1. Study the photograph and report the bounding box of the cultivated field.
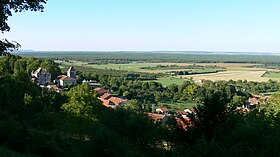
[57,60,280,83]
[178,63,274,82]
[180,70,269,82]
[57,60,225,73]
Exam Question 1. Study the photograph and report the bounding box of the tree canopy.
[0,0,47,55]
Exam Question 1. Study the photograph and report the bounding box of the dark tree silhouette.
[0,0,47,55]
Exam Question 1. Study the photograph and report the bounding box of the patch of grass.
[262,71,280,78]
[158,100,197,111]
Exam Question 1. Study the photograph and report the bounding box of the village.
[30,66,271,131]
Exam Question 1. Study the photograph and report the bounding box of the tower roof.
[67,66,76,72]
[34,67,48,74]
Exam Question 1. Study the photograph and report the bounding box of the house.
[88,82,102,88]
[57,75,76,86]
[47,85,62,93]
[31,68,51,85]
[82,79,102,88]
[96,87,127,108]
[55,66,77,87]
[101,96,127,108]
[176,117,193,131]
[156,107,169,114]
[184,107,197,115]
[176,111,187,118]
[94,88,109,96]
[108,97,127,106]
[148,113,166,122]
[100,93,112,100]
[67,66,77,79]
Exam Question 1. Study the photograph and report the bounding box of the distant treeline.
[245,64,280,70]
[140,64,226,70]
[15,52,280,65]
[175,69,226,75]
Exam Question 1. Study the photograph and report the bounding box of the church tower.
[67,66,76,79]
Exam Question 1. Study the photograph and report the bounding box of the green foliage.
[1,55,280,157]
[40,60,61,80]
[0,112,26,148]
[14,59,28,74]
[196,90,228,139]
[230,94,247,108]
[27,57,42,73]
[0,146,37,157]
[154,77,185,86]
[0,0,47,55]
[61,84,101,117]
[124,99,142,111]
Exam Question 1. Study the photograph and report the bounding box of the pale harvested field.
[175,63,279,82]
[181,70,269,82]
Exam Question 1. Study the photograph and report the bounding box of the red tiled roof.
[94,87,102,91]
[108,97,127,106]
[249,97,258,101]
[59,75,76,81]
[249,97,259,105]
[188,107,197,113]
[161,107,169,112]
[148,113,165,121]
[102,100,110,106]
[176,117,193,131]
[176,111,187,115]
[101,96,127,108]
[94,88,108,95]
[100,93,112,100]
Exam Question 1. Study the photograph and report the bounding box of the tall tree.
[0,0,47,55]
[61,84,102,117]
[40,60,61,80]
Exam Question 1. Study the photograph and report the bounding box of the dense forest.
[1,55,280,157]
[16,51,280,65]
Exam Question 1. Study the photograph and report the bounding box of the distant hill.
[11,50,280,55]
[12,49,35,53]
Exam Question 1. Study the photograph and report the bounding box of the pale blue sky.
[3,0,280,52]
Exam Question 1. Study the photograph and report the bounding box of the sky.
[2,0,280,52]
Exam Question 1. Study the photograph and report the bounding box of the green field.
[58,60,168,72]
[262,71,280,79]
[58,60,225,74]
